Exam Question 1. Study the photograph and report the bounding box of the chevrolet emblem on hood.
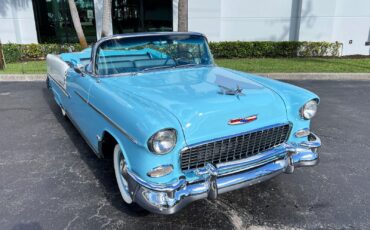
[228,115,258,125]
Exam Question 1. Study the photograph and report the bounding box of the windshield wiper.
[138,63,212,74]
[139,65,175,73]
[175,63,212,69]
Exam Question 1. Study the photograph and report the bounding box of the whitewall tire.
[113,144,133,204]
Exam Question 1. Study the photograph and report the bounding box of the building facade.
[1,0,370,55]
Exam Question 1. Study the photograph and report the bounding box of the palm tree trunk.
[101,0,113,37]
[67,0,88,48]
[0,41,5,70]
[178,0,188,32]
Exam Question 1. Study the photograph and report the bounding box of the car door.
[66,69,99,152]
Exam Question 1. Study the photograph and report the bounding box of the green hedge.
[2,41,342,63]
[209,41,342,58]
[3,43,83,63]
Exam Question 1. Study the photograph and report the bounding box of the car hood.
[104,67,289,145]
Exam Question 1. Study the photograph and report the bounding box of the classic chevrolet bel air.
[46,32,321,214]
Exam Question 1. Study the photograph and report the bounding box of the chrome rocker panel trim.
[126,132,321,215]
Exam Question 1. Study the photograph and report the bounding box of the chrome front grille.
[180,124,291,171]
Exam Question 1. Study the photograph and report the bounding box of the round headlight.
[148,129,177,154]
[301,100,318,120]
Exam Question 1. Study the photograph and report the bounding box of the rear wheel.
[61,107,67,117]
[46,77,50,89]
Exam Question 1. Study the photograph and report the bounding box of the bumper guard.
[126,132,321,214]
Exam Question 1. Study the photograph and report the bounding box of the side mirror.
[74,64,85,76]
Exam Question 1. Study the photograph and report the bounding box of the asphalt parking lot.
[1,80,370,230]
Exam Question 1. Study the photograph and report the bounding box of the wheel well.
[100,131,118,158]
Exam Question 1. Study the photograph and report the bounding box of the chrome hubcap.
[118,153,129,191]
[114,145,133,204]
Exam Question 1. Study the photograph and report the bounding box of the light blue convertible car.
[46,32,321,214]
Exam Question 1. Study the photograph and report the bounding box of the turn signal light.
[147,165,173,178]
[295,129,310,138]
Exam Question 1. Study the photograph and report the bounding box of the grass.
[0,61,46,74]
[1,58,370,74]
[216,58,370,73]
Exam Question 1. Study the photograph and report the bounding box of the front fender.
[89,79,186,184]
[90,78,184,147]
[241,73,320,142]
[223,69,320,142]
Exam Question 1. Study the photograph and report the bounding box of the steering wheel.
[173,51,196,64]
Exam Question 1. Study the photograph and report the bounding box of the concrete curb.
[0,74,46,81]
[1,73,370,81]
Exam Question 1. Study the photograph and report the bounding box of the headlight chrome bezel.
[300,100,318,120]
[148,128,177,155]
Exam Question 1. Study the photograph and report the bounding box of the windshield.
[95,34,214,75]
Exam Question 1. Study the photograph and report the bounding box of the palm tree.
[101,0,113,37]
[0,41,5,70]
[67,0,88,48]
[178,0,188,32]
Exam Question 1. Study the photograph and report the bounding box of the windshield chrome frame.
[90,32,212,77]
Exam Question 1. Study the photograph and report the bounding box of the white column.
[94,0,106,40]
[173,0,179,31]
[289,0,302,41]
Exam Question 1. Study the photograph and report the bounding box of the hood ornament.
[228,115,258,125]
[218,85,245,97]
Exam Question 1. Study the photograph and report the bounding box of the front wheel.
[113,144,133,204]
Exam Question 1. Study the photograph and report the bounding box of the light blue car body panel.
[49,45,319,185]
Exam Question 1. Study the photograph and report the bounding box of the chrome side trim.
[89,101,139,144]
[74,91,139,144]
[74,91,88,103]
[48,74,70,98]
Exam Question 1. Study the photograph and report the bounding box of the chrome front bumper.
[126,133,321,214]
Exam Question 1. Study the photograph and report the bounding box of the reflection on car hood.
[105,67,288,145]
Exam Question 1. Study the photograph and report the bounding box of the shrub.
[209,41,342,59]
[3,43,22,63]
[3,43,83,63]
[2,41,342,63]
[298,41,342,57]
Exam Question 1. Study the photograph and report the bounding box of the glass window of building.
[32,0,97,43]
[112,0,172,34]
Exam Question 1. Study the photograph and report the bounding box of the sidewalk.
[1,73,370,81]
